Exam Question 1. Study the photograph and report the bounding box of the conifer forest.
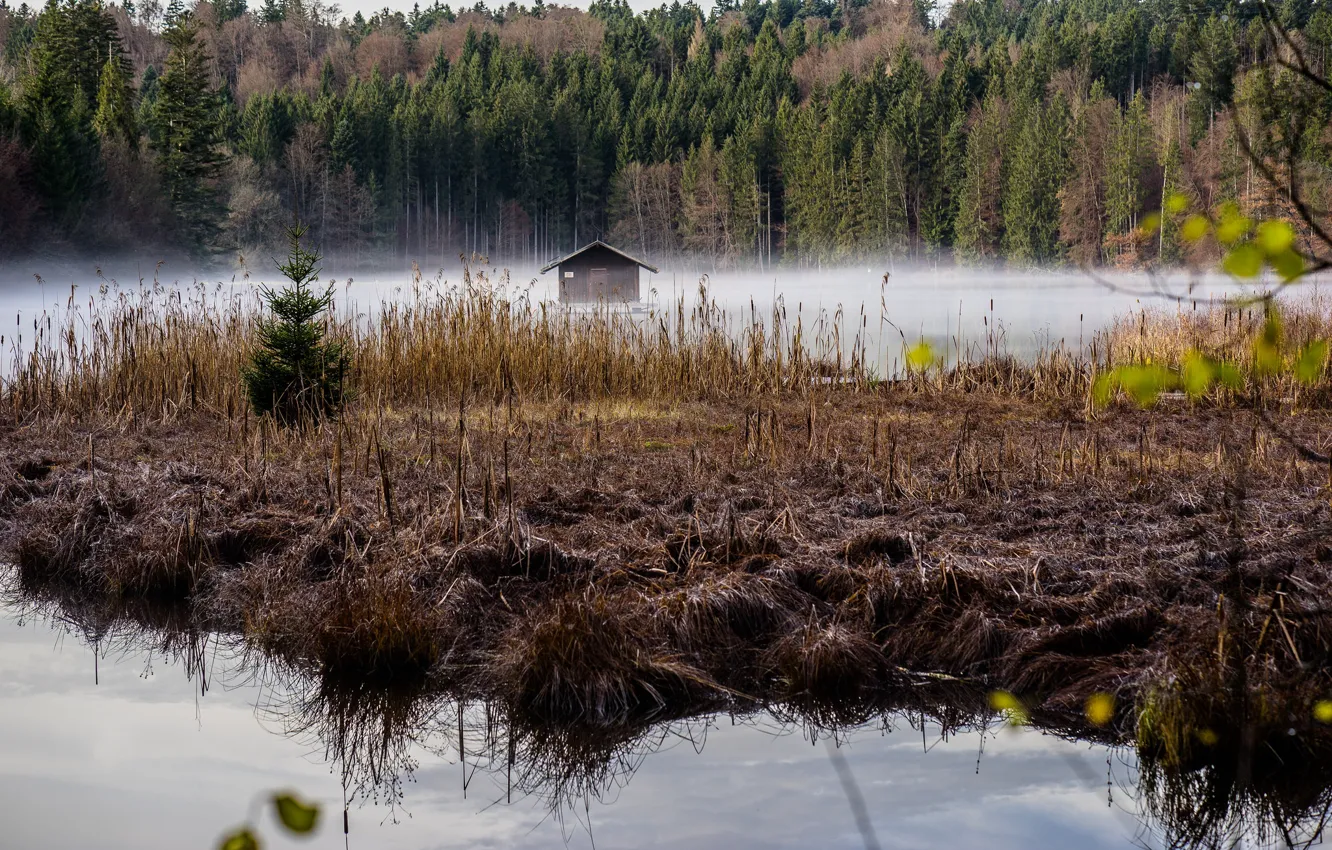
[0,0,1327,268]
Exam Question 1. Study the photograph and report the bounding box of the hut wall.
[557,245,640,303]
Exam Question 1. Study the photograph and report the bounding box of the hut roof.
[539,240,660,275]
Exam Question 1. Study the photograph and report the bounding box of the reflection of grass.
[1137,734,1332,849]
[14,584,1332,850]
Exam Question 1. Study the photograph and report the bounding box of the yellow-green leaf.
[1222,243,1263,278]
[1181,215,1210,243]
[1270,248,1305,282]
[1119,364,1171,407]
[1085,692,1115,726]
[988,690,1029,726]
[1260,311,1283,348]
[1182,352,1213,398]
[1255,342,1282,374]
[1256,220,1295,255]
[1215,361,1244,390]
[1092,371,1122,407]
[272,793,320,834]
[1165,192,1190,214]
[906,342,934,372]
[219,829,260,850]
[1140,212,1161,235]
[1316,700,1332,724]
[1215,215,1253,246]
[1295,341,1328,385]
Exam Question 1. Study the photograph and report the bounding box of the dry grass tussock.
[2,272,1332,763]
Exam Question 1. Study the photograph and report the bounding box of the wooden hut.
[540,241,659,304]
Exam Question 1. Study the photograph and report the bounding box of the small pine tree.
[242,223,349,426]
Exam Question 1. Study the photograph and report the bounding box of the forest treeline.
[0,0,1328,268]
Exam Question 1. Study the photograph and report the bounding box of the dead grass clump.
[654,571,799,657]
[766,619,889,702]
[1022,607,1162,658]
[15,457,55,481]
[924,606,1014,673]
[258,565,447,679]
[211,515,298,567]
[494,593,716,723]
[453,540,594,585]
[844,529,912,565]
[14,487,142,588]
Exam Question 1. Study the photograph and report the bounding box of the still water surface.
[0,603,1166,850]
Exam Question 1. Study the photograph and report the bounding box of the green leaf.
[1215,214,1253,246]
[988,690,1030,726]
[1260,311,1283,348]
[1119,364,1172,407]
[1092,371,1117,407]
[906,342,934,372]
[1295,341,1328,385]
[1165,192,1190,215]
[1216,361,1244,390]
[1181,215,1210,242]
[1222,243,1263,278]
[272,793,320,834]
[1141,212,1162,235]
[1270,248,1305,282]
[219,829,260,850]
[1182,352,1214,398]
[1256,220,1295,255]
[1255,316,1283,374]
[1255,343,1282,374]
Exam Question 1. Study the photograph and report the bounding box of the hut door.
[589,268,608,300]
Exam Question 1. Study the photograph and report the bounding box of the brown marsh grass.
[3,269,1332,775]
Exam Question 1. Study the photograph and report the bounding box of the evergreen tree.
[258,0,284,23]
[242,222,349,425]
[215,0,246,22]
[21,0,103,224]
[1104,91,1153,238]
[1190,15,1238,115]
[93,52,137,148]
[956,92,1007,262]
[151,12,227,251]
[1002,94,1068,263]
[137,63,160,138]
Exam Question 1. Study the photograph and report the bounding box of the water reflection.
[2,584,1330,849]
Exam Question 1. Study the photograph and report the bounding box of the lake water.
[0,596,1266,850]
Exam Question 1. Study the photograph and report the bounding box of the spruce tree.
[21,0,102,224]
[1190,15,1238,115]
[93,52,137,149]
[151,11,226,252]
[1105,92,1153,238]
[242,223,349,426]
[1003,95,1068,264]
[956,92,1007,262]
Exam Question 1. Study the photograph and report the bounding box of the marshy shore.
[2,277,1332,771]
